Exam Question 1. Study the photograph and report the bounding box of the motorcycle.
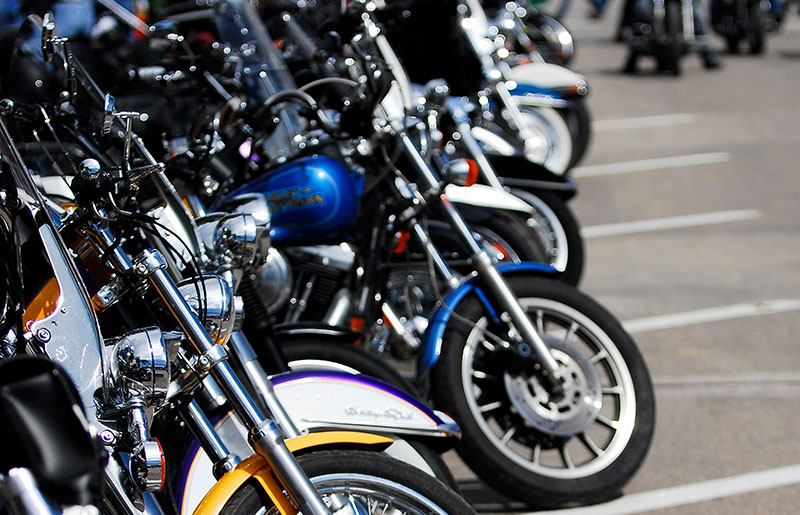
[626,0,720,74]
[375,0,591,174]
[0,13,475,515]
[710,0,773,53]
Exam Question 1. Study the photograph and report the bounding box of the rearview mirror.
[41,12,57,62]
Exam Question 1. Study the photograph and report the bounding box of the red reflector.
[393,231,411,254]
[465,159,479,187]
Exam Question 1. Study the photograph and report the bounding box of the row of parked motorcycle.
[0,0,655,513]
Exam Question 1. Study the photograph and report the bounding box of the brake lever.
[128,162,166,185]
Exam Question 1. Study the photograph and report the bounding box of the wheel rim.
[263,473,450,515]
[473,225,527,263]
[517,193,570,273]
[460,298,637,479]
[513,107,572,175]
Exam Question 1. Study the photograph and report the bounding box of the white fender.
[507,62,586,92]
[270,372,457,436]
[470,126,518,157]
[178,372,458,514]
[445,183,532,213]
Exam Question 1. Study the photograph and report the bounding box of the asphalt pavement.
[446,3,800,513]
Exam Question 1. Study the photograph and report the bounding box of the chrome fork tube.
[446,103,504,189]
[494,80,537,146]
[410,222,460,289]
[227,332,301,438]
[180,400,240,479]
[397,136,563,389]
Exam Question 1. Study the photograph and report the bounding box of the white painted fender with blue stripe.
[506,62,587,94]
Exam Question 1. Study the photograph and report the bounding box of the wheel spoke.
[500,426,517,445]
[590,349,609,365]
[597,414,620,430]
[472,370,488,380]
[564,321,579,343]
[603,385,623,396]
[532,443,542,465]
[478,400,503,413]
[579,432,604,457]
[481,339,496,352]
[535,309,545,334]
[559,445,575,469]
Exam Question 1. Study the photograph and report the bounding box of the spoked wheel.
[432,275,654,507]
[516,105,574,175]
[220,450,475,514]
[474,105,573,176]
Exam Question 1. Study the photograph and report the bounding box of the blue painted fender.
[418,262,558,372]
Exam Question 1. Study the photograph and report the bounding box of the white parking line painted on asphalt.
[581,210,761,238]
[655,371,800,386]
[592,113,699,131]
[520,464,800,515]
[623,299,800,334]
[572,152,730,178]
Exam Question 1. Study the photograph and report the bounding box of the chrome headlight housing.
[196,213,258,268]
[178,275,243,346]
[111,327,173,408]
[200,193,271,270]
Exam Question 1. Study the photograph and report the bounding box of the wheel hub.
[503,338,602,437]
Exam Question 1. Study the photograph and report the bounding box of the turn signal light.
[441,158,480,187]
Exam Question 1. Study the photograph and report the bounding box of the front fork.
[91,222,331,515]
[397,133,564,392]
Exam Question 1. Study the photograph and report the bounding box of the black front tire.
[658,1,683,75]
[220,450,475,514]
[747,1,766,54]
[562,98,592,170]
[431,275,655,508]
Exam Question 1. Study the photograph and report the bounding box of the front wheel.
[657,0,683,75]
[431,275,654,508]
[220,450,475,515]
[747,1,766,54]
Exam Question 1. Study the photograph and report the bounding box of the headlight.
[111,327,172,408]
[196,194,271,276]
[178,275,243,346]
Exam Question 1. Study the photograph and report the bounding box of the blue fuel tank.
[217,155,363,245]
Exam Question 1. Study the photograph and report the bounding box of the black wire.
[109,213,209,324]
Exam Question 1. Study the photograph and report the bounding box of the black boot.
[623,50,639,74]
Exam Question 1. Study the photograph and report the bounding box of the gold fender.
[193,431,394,515]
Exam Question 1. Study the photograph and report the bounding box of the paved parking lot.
[449,4,800,513]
